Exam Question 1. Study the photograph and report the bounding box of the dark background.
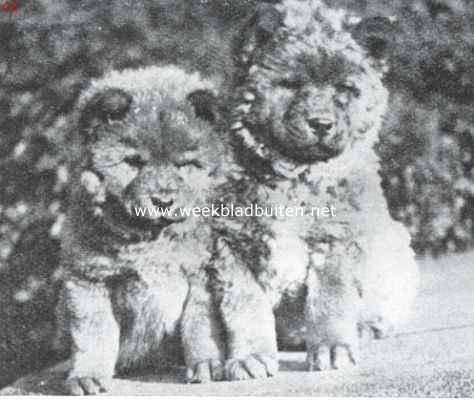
[0,0,473,388]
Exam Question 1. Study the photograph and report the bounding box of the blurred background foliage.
[0,0,473,268]
[0,0,473,388]
[335,0,474,255]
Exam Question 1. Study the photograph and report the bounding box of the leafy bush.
[0,0,473,269]
[378,94,474,254]
[339,0,474,254]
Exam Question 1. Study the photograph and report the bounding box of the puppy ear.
[350,16,398,61]
[187,89,221,124]
[235,3,283,66]
[79,88,133,133]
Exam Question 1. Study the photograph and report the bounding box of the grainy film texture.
[0,0,473,396]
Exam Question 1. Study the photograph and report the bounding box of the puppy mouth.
[149,208,187,223]
[129,205,188,226]
[280,123,342,162]
[103,194,186,234]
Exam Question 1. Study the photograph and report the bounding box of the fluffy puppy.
[55,66,238,394]
[210,0,419,375]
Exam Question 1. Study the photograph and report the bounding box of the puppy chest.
[265,219,309,294]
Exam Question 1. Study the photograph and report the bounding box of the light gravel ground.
[2,252,474,396]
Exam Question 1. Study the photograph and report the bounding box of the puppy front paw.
[307,343,358,371]
[225,354,277,381]
[63,376,109,395]
[186,359,224,383]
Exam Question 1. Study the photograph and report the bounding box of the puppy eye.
[278,78,304,89]
[336,81,361,98]
[124,154,147,169]
[174,150,203,169]
[175,159,204,169]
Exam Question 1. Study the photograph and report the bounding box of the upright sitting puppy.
[208,0,419,377]
[55,66,238,394]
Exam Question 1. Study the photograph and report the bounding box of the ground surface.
[2,252,474,396]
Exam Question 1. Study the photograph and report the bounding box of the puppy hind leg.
[114,277,188,375]
[361,222,419,339]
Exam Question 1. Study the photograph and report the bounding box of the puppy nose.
[307,117,334,135]
[151,195,174,208]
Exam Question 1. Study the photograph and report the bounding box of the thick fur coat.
[55,66,237,394]
[211,0,419,372]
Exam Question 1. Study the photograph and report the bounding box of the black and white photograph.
[0,0,473,396]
